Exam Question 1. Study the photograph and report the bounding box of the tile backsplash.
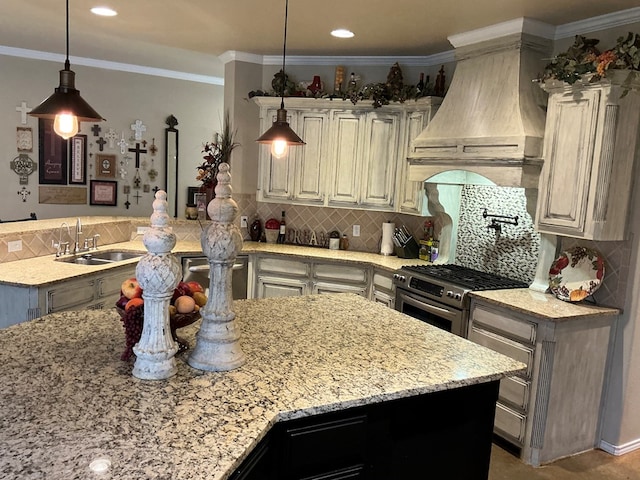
[455,185,540,283]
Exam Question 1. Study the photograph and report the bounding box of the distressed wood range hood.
[409,19,553,188]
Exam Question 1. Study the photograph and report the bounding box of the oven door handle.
[400,293,459,320]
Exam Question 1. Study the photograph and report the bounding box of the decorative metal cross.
[96,137,106,151]
[105,128,118,149]
[124,195,131,209]
[17,187,31,202]
[149,138,157,156]
[10,154,37,185]
[128,142,147,168]
[133,190,142,204]
[152,186,160,194]
[91,124,102,137]
[118,133,128,154]
[130,120,147,141]
[15,101,32,125]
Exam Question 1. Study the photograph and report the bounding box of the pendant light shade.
[256,0,304,158]
[29,0,104,139]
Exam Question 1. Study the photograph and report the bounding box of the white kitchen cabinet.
[42,264,137,314]
[371,269,395,308]
[398,106,440,214]
[469,298,616,466]
[253,254,370,300]
[254,97,440,214]
[536,74,640,240]
[257,105,329,204]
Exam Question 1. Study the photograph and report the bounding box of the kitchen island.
[0,294,524,479]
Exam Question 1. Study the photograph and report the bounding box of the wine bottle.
[277,211,286,244]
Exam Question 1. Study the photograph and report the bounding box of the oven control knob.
[393,274,406,283]
[454,293,462,301]
[446,290,454,298]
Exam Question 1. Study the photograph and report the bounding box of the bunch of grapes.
[120,305,143,361]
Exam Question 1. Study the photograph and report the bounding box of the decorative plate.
[548,246,605,302]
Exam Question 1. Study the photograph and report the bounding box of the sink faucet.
[74,217,83,253]
[54,222,71,257]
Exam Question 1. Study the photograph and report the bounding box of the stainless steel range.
[393,264,528,337]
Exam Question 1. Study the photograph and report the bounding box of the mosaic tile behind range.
[454,186,540,284]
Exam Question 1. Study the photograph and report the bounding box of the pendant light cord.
[280,0,289,110]
[64,0,70,70]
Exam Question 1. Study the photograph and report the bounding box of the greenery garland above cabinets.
[253,97,441,215]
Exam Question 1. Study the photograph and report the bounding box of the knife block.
[395,236,420,259]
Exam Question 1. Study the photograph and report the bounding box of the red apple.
[121,278,143,300]
[172,281,192,302]
[186,281,204,295]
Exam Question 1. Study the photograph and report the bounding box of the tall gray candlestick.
[188,163,246,371]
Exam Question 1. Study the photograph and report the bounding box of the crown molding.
[448,18,556,47]
[0,45,224,85]
[554,7,640,39]
[223,50,455,67]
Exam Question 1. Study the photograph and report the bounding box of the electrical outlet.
[240,216,248,228]
[352,225,360,237]
[137,226,149,235]
[8,240,22,252]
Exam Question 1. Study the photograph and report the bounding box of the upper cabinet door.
[536,89,600,234]
[399,110,431,214]
[327,111,364,206]
[292,111,328,204]
[359,111,400,209]
[536,75,640,240]
[258,107,296,201]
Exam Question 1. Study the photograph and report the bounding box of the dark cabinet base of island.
[231,380,500,480]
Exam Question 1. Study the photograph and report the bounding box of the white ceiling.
[2,0,640,76]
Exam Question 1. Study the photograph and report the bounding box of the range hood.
[409,20,552,188]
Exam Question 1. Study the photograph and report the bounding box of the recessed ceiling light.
[91,6,117,17]
[331,29,355,39]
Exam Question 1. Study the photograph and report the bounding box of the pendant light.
[256,0,305,159]
[29,0,104,139]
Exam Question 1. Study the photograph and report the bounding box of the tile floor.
[490,445,640,479]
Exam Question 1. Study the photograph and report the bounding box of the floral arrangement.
[196,111,239,188]
[541,32,640,88]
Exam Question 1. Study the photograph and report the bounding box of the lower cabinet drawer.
[469,326,534,378]
[499,376,530,411]
[494,402,527,445]
[299,464,365,480]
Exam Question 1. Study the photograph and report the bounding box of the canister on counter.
[430,239,439,262]
[419,240,431,261]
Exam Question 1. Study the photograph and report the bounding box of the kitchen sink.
[56,251,143,265]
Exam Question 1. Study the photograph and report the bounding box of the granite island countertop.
[0,294,524,480]
[470,288,620,320]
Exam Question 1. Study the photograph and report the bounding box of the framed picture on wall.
[38,119,68,185]
[69,134,87,184]
[96,154,117,178]
[90,180,118,206]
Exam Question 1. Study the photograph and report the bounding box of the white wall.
[0,54,223,220]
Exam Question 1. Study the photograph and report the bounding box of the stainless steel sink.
[56,251,143,265]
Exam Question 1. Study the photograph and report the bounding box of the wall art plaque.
[39,186,87,204]
[69,134,87,185]
[38,119,67,185]
[96,153,117,178]
[90,180,118,206]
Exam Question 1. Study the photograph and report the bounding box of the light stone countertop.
[0,294,524,480]
[470,288,620,320]
[0,239,425,287]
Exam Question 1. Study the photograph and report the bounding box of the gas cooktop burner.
[401,264,528,291]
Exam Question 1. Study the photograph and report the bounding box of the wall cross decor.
[11,154,37,185]
[128,142,147,168]
[91,124,102,136]
[96,137,106,151]
[105,129,118,149]
[149,138,157,156]
[118,132,128,154]
[131,120,147,140]
[17,186,31,202]
[15,101,32,125]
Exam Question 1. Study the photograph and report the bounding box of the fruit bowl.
[115,306,201,359]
